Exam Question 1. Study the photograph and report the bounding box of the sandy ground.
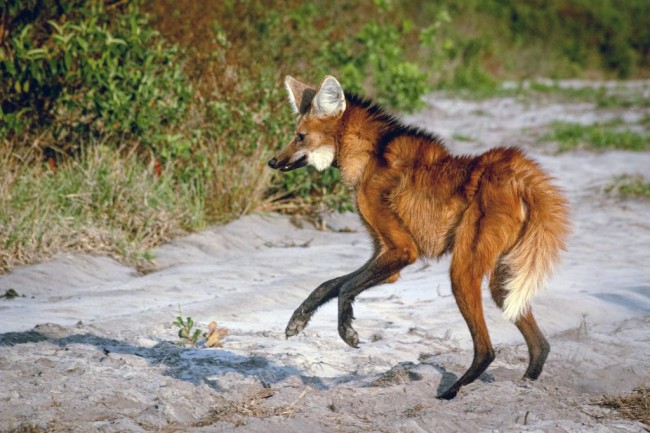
[1,81,649,433]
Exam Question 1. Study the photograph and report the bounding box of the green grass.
[607,175,650,200]
[542,121,650,152]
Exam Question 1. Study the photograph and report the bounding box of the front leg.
[338,247,417,347]
[285,274,350,338]
[285,257,375,338]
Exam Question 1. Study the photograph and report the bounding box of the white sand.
[1,81,649,433]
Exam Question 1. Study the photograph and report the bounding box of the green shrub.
[0,0,192,156]
[464,0,648,78]
[327,19,430,112]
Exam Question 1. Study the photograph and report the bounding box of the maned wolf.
[268,75,569,399]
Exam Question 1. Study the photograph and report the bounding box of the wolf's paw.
[338,322,359,348]
[437,386,459,400]
[285,311,310,338]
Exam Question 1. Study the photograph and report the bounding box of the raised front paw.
[285,309,311,338]
[338,322,360,348]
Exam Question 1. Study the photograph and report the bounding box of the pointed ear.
[284,75,316,115]
[312,75,346,117]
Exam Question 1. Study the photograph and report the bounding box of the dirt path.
[1,81,649,433]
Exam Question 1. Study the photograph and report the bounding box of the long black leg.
[285,272,355,337]
[285,256,377,338]
[337,249,415,348]
[489,263,550,380]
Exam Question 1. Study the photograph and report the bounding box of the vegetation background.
[1,0,649,272]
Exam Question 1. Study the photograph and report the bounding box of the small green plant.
[173,306,203,348]
[0,289,21,299]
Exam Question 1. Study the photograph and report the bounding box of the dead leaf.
[205,320,229,348]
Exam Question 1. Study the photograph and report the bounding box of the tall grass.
[0,145,202,271]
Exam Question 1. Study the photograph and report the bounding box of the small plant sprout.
[173,306,203,348]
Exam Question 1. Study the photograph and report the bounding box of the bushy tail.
[501,168,570,322]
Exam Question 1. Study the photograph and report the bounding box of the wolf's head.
[267,75,345,172]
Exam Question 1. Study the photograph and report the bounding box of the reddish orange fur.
[272,76,570,398]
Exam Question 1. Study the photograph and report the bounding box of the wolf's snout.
[268,158,278,169]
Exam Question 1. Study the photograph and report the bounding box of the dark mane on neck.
[344,91,445,154]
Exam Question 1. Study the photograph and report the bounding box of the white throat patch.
[307,146,335,171]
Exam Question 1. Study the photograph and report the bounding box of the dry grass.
[204,146,273,224]
[369,362,422,387]
[595,387,650,427]
[2,425,44,433]
[196,387,307,427]
[0,144,200,273]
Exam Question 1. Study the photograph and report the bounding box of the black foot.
[285,309,311,338]
[338,322,359,348]
[437,387,458,400]
[523,356,547,380]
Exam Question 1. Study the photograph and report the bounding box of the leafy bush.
[141,0,442,214]
[442,0,649,79]
[0,0,192,157]
[327,19,429,111]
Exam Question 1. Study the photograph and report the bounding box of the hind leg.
[438,261,494,400]
[439,194,522,399]
[490,263,550,380]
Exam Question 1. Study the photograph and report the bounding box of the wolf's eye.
[296,132,305,142]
